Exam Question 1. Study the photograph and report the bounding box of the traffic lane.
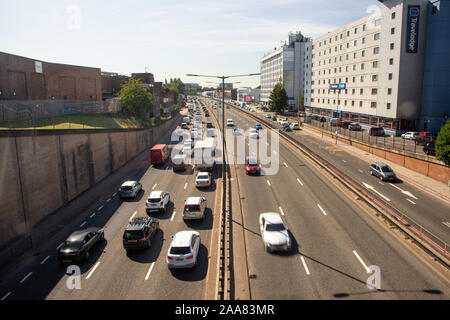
[274,138,449,299]
[287,129,450,244]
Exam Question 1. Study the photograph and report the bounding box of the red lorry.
[150,144,169,166]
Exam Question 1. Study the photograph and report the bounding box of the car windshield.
[170,246,191,255]
[381,166,393,173]
[248,158,258,166]
[265,223,286,232]
[123,230,145,240]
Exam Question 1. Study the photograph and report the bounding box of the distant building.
[0,51,102,101]
[260,32,312,110]
[237,87,261,102]
[101,72,129,100]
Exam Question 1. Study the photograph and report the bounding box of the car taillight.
[197,205,201,211]
[167,256,173,260]
[186,255,193,259]
[145,201,148,206]
[184,205,187,212]
[138,237,147,242]
[161,201,164,205]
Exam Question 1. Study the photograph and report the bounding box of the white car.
[249,128,259,139]
[232,128,242,136]
[265,114,271,118]
[195,172,212,188]
[290,123,300,130]
[401,132,419,140]
[259,213,291,252]
[227,119,234,126]
[146,190,170,213]
[191,130,200,140]
[167,231,201,268]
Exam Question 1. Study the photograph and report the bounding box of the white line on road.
[297,178,304,186]
[363,182,391,202]
[145,262,156,280]
[80,221,87,228]
[98,205,104,211]
[1,292,12,300]
[266,180,271,187]
[152,184,157,190]
[130,211,137,221]
[90,212,96,218]
[170,211,177,222]
[378,181,384,185]
[342,160,347,163]
[56,242,64,250]
[406,199,416,205]
[279,207,285,216]
[40,256,51,265]
[283,162,288,168]
[389,183,418,200]
[112,192,117,197]
[353,250,371,274]
[184,183,188,190]
[20,272,33,284]
[358,169,363,173]
[106,198,111,203]
[300,256,311,275]
[442,222,450,229]
[317,204,327,216]
[86,261,101,279]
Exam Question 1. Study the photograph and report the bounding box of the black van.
[369,127,385,136]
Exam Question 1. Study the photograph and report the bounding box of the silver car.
[119,181,142,198]
[370,162,396,181]
[195,172,212,188]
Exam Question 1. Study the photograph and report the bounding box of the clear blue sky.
[0,0,381,89]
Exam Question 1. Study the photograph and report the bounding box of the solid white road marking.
[40,256,51,265]
[300,256,311,275]
[113,192,117,197]
[130,211,137,221]
[98,205,104,211]
[389,184,418,200]
[378,181,384,185]
[279,207,285,216]
[1,292,12,300]
[152,184,157,190]
[283,162,288,168]
[90,212,96,218]
[353,250,371,274]
[297,178,304,186]
[170,211,177,222]
[184,183,188,190]
[80,221,87,228]
[106,198,111,203]
[266,180,271,187]
[86,262,101,279]
[317,204,327,216]
[363,182,391,202]
[145,262,156,280]
[20,272,33,284]
[406,199,416,205]
[442,222,450,229]
[358,169,363,173]
[342,160,347,163]
[56,242,64,250]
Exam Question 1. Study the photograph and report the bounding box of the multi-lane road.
[0,98,448,300]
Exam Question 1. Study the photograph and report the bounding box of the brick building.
[0,51,102,101]
[101,72,129,100]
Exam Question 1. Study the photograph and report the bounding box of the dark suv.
[122,217,159,252]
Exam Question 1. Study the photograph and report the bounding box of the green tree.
[436,119,450,165]
[269,81,288,114]
[119,78,154,116]
[298,93,305,111]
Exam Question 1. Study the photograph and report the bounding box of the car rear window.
[62,240,82,251]
[248,158,258,165]
[148,198,161,203]
[123,230,145,240]
[266,223,286,232]
[185,204,201,212]
[170,246,191,255]
[121,186,133,191]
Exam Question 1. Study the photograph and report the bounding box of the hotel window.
[359,101,363,107]
[374,33,380,40]
[361,75,364,82]
[387,103,391,109]
[362,50,366,57]
[347,31,350,36]
[373,47,380,54]
[392,12,396,19]
[335,46,338,52]
[353,65,356,71]
[346,54,349,60]
[363,24,366,31]
[335,35,338,41]
[371,102,377,108]
[375,19,381,26]
[346,66,349,72]
[339,56,342,61]
[347,43,350,48]
[372,88,377,95]
[373,61,379,68]
[362,37,366,44]
[340,44,343,50]
[389,58,394,65]
[391,27,395,35]
[390,43,394,50]
[354,52,357,59]
[361,63,365,70]
[352,77,356,83]
[388,73,393,80]
[387,88,392,95]
[354,40,357,46]
[352,101,355,106]
[340,33,343,39]
[345,77,348,82]
[372,74,378,81]
[355,27,358,34]
[345,100,347,106]
[360,89,364,95]
[324,40,327,45]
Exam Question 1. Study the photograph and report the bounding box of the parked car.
[423,142,436,155]
[369,162,396,181]
[418,131,431,137]
[58,227,104,263]
[195,171,212,188]
[245,156,261,175]
[122,217,159,252]
[330,119,338,126]
[166,231,201,269]
[401,132,419,140]
[369,127,385,136]
[282,123,292,131]
[415,135,436,146]
[319,117,327,122]
[338,120,351,129]
[119,180,142,199]
[348,122,362,131]
[146,191,170,213]
[259,213,291,253]
[150,144,169,165]
[183,197,207,220]
[290,123,300,130]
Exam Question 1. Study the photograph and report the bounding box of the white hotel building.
[309,0,429,132]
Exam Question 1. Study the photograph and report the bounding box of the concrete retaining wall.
[0,114,180,265]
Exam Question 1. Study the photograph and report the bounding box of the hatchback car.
[167,231,201,268]
[183,197,207,220]
[255,123,263,130]
[58,227,104,263]
[349,123,362,131]
[146,191,170,213]
[195,172,212,188]
[249,128,259,139]
[259,213,291,253]
[122,217,159,252]
[401,132,419,140]
[227,119,234,126]
[290,123,300,130]
[265,114,272,118]
[370,162,396,181]
[245,157,261,175]
[119,181,142,199]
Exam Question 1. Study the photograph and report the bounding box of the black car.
[416,135,436,146]
[123,217,159,252]
[206,121,214,128]
[423,142,435,155]
[58,227,104,263]
[319,116,327,122]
